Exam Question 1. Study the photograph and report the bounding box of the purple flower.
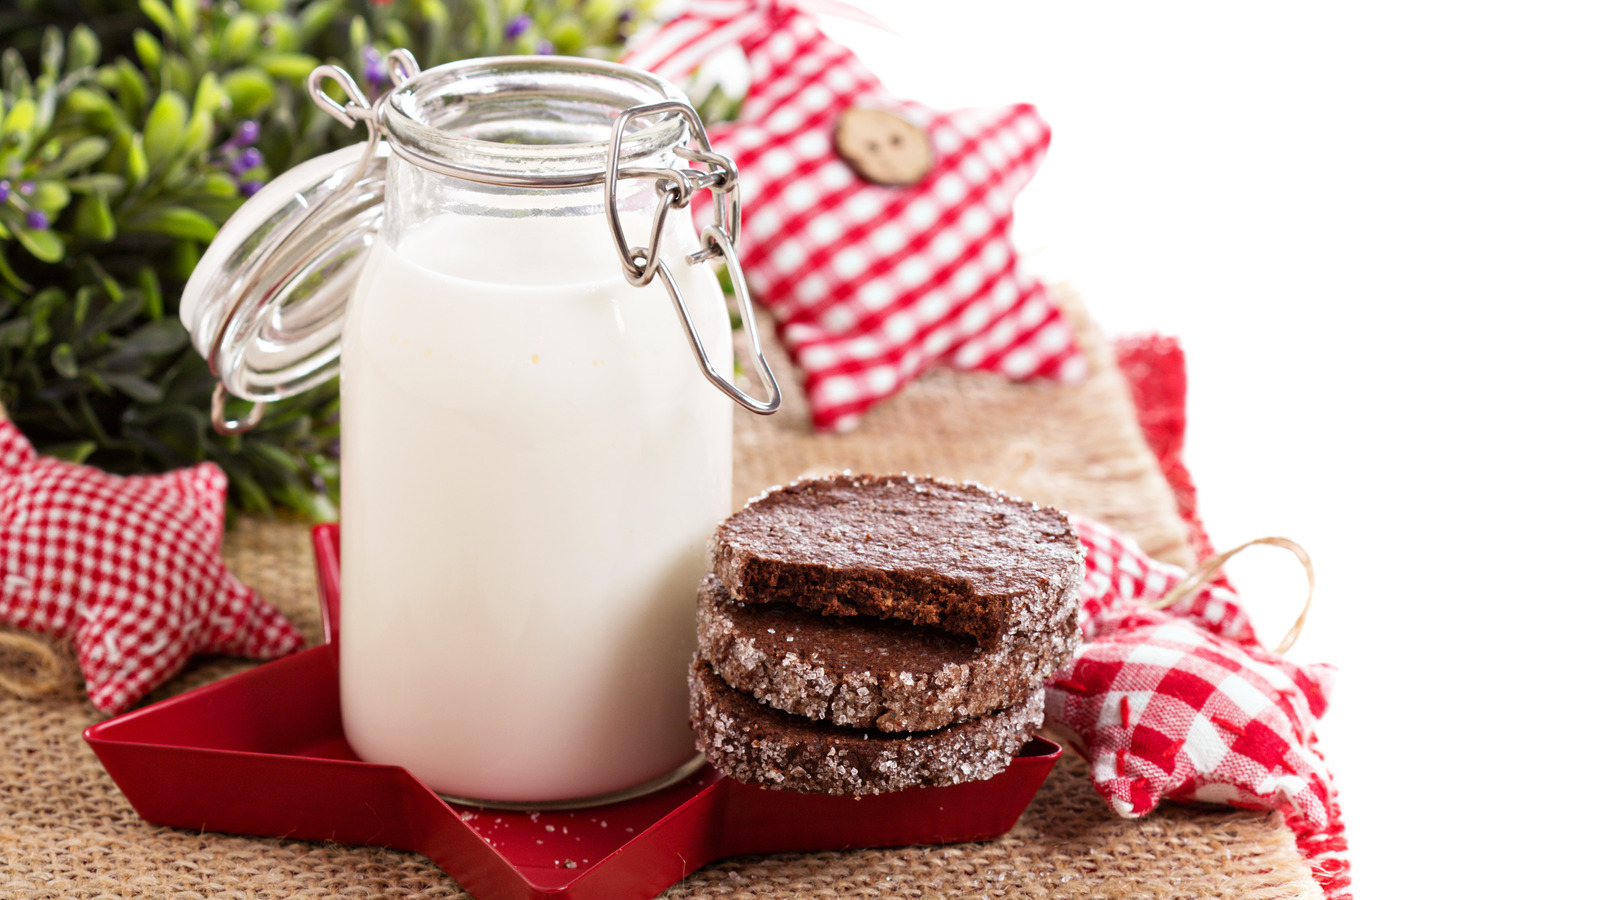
[230,147,264,176]
[361,45,388,89]
[226,120,260,148]
[0,180,9,203]
[18,181,34,196]
[536,39,555,55]
[505,12,532,40]
[241,180,263,197]
[25,210,48,230]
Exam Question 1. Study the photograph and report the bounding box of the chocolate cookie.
[711,474,1084,646]
[697,574,1077,732]
[689,656,1044,795]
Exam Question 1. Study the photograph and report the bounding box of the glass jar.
[180,53,777,807]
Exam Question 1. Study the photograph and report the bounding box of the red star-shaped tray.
[84,524,1062,900]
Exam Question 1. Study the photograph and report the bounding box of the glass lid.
[179,141,387,404]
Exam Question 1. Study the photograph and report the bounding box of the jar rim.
[378,55,690,188]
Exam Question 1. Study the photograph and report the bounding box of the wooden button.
[833,106,934,187]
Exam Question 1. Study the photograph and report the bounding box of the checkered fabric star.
[1073,516,1257,645]
[0,419,303,713]
[628,1,1088,431]
[1047,517,1336,827]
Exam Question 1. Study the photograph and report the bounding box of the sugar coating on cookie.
[712,473,1084,645]
[697,574,1078,732]
[689,656,1044,795]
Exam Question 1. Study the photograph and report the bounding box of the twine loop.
[1151,536,1315,654]
[0,629,67,699]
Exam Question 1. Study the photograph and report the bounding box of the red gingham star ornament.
[1049,517,1336,828]
[627,1,1088,431]
[0,419,303,713]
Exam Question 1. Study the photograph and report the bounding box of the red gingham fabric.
[1113,338,1349,898]
[1073,515,1256,646]
[0,420,303,713]
[1050,515,1336,831]
[628,1,1088,431]
[1114,334,1227,574]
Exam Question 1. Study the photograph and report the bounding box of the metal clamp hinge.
[604,101,779,415]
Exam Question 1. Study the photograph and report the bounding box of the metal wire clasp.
[604,101,780,415]
[206,51,416,436]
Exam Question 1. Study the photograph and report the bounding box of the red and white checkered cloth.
[1050,517,1336,828]
[0,419,303,713]
[627,1,1088,431]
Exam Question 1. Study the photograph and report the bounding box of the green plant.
[0,0,655,517]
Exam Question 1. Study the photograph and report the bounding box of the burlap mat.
[0,287,1318,898]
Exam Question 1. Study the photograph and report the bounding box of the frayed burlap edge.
[0,287,1319,899]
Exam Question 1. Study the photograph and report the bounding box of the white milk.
[338,209,731,803]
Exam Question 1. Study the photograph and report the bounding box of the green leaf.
[51,342,78,377]
[161,53,195,100]
[3,98,37,137]
[103,372,163,402]
[137,266,162,320]
[138,0,179,38]
[108,61,149,121]
[0,319,31,348]
[264,17,300,53]
[67,173,125,195]
[257,53,320,81]
[2,48,28,100]
[84,257,124,303]
[181,109,214,159]
[31,180,71,213]
[299,0,344,41]
[229,465,273,514]
[12,226,64,263]
[84,292,145,337]
[73,286,92,326]
[347,16,370,56]
[221,68,274,118]
[172,0,199,36]
[64,87,121,129]
[126,205,217,241]
[0,250,29,291]
[29,287,66,335]
[386,20,412,55]
[143,90,187,170]
[40,27,65,83]
[199,173,238,197]
[68,25,102,72]
[173,239,200,280]
[247,440,305,477]
[220,14,262,63]
[193,72,225,121]
[549,17,587,53]
[40,135,108,176]
[72,192,115,240]
[126,133,149,185]
[41,441,96,464]
[119,317,190,357]
[133,29,164,74]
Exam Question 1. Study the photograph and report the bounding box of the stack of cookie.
[689,473,1084,794]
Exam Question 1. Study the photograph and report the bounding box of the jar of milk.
[179,51,779,807]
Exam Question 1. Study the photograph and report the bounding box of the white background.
[793,2,1597,895]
